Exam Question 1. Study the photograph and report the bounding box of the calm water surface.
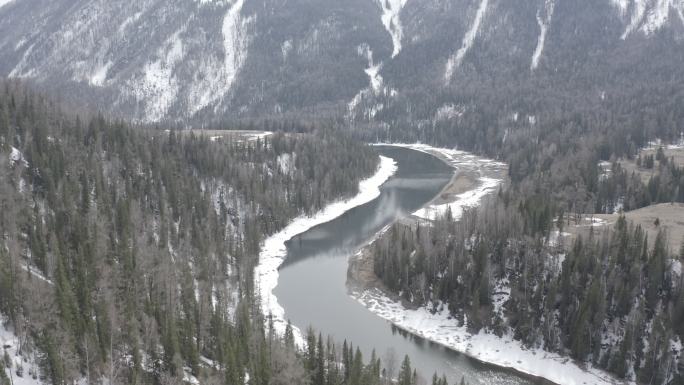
[275,146,550,385]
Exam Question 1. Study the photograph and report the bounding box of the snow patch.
[377,0,409,58]
[640,0,681,34]
[186,0,252,115]
[185,0,251,116]
[434,104,465,122]
[8,43,36,79]
[0,0,17,10]
[9,147,28,167]
[255,155,398,345]
[372,143,505,221]
[281,40,293,60]
[598,160,612,181]
[672,259,681,277]
[20,264,53,285]
[347,44,396,121]
[129,29,185,122]
[622,0,648,38]
[531,0,554,71]
[359,44,384,93]
[445,0,489,81]
[350,289,622,385]
[117,11,143,36]
[183,368,200,385]
[618,0,684,38]
[646,136,684,150]
[277,153,295,175]
[611,0,631,14]
[1,320,44,385]
[414,177,501,221]
[89,60,112,86]
[548,230,571,248]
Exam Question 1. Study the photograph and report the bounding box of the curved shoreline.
[353,144,624,385]
[372,143,507,221]
[254,154,398,344]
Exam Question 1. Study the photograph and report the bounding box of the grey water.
[274,146,551,385]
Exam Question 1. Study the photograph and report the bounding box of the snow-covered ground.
[414,177,500,221]
[645,135,684,150]
[531,0,554,71]
[0,0,17,10]
[9,146,28,167]
[377,0,408,58]
[351,288,626,385]
[373,143,506,221]
[129,29,186,122]
[1,321,44,385]
[254,155,398,345]
[347,44,397,120]
[186,0,249,115]
[89,61,113,87]
[445,0,489,81]
[618,0,684,39]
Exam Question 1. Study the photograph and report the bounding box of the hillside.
[0,83,385,384]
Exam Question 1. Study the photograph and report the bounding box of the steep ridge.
[0,0,682,124]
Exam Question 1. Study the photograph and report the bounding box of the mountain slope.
[1,0,683,126]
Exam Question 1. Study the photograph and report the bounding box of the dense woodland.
[1,1,683,384]
[0,83,464,385]
[355,30,684,381]
[596,148,684,213]
[372,178,684,383]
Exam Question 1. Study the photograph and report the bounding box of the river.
[273,146,551,385]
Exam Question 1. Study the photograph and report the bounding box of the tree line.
[0,81,467,384]
[372,193,684,383]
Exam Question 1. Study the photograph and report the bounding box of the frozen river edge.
[254,154,398,344]
[353,144,625,385]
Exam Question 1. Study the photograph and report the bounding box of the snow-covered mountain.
[0,0,682,123]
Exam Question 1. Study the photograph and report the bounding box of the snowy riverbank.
[354,144,625,385]
[350,287,625,385]
[254,155,398,344]
[372,143,506,221]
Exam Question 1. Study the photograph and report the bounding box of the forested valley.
[367,96,684,383]
[0,82,455,385]
[347,25,684,381]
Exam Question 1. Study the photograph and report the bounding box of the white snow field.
[255,155,398,345]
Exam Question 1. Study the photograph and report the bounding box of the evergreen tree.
[398,355,413,385]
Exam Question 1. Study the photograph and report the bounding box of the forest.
[372,175,684,383]
[0,82,462,385]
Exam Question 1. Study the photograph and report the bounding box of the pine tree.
[40,332,65,385]
[398,355,413,385]
[284,320,295,349]
[0,356,10,385]
[349,348,363,385]
[342,340,350,382]
[315,333,325,385]
[306,327,317,374]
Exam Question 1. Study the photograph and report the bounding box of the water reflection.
[275,146,550,385]
[280,167,441,269]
